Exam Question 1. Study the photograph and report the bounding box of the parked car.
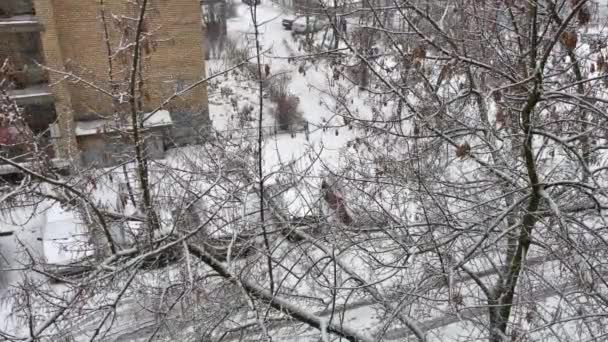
[282,16,302,30]
[242,0,260,6]
[291,16,328,34]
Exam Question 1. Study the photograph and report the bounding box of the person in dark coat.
[340,17,347,34]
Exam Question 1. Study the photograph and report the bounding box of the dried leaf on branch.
[496,108,508,129]
[321,180,352,225]
[456,142,471,159]
[560,31,578,50]
[577,7,591,26]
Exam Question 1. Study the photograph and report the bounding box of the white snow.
[0,158,69,176]
[0,1,606,342]
[6,85,53,100]
[74,120,110,136]
[209,2,360,177]
[0,15,39,26]
[142,109,172,126]
[42,204,92,265]
[319,317,329,342]
[0,207,46,337]
[74,110,173,136]
[0,202,91,269]
[0,208,45,283]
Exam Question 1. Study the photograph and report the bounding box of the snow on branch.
[186,243,373,342]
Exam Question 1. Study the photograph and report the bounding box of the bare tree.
[1,0,608,341]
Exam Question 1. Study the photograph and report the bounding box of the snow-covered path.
[209,3,358,179]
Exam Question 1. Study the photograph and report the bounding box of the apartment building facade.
[1,0,208,169]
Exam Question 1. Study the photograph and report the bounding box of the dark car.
[243,0,260,6]
[282,16,300,30]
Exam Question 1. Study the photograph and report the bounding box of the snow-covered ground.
[200,3,608,341]
[208,2,366,174]
[1,2,607,342]
[0,201,91,336]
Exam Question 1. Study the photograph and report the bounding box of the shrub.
[238,103,254,123]
[243,63,260,80]
[265,73,302,130]
[267,73,291,102]
[223,38,251,64]
[274,95,301,131]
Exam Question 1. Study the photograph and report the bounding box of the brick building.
[1,0,208,169]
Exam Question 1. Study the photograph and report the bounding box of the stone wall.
[34,0,209,161]
[33,0,77,158]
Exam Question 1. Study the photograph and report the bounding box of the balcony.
[0,130,66,175]
[0,158,68,175]
[0,15,42,33]
[7,84,53,106]
[2,42,52,105]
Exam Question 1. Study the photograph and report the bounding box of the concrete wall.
[78,129,166,167]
